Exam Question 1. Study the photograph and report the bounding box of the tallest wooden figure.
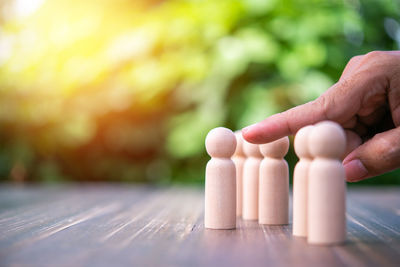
[308,121,346,245]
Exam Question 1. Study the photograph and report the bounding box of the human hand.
[242,51,400,182]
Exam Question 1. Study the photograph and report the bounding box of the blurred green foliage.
[0,0,399,184]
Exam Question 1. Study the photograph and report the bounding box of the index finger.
[241,99,328,144]
[242,78,365,144]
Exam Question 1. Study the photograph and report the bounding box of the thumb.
[343,127,400,182]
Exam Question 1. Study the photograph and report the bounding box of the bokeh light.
[0,0,399,184]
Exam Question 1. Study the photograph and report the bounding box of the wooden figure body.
[205,127,237,229]
[242,140,262,220]
[293,126,314,237]
[232,131,245,217]
[308,121,346,245]
[259,137,289,225]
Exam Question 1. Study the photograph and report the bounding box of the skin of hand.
[242,51,400,182]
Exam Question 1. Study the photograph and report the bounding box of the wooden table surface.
[0,185,399,267]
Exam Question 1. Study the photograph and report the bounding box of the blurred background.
[0,0,399,185]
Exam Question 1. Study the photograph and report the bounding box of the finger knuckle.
[362,51,392,66]
[359,130,400,176]
[313,95,330,119]
[349,55,363,63]
[284,108,297,133]
[365,51,385,60]
[373,133,391,156]
[354,51,393,80]
[368,133,396,170]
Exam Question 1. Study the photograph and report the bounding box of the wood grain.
[0,185,399,267]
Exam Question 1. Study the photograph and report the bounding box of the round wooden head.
[309,121,346,159]
[205,127,237,158]
[259,136,289,158]
[294,125,314,158]
[234,131,245,157]
[243,139,262,158]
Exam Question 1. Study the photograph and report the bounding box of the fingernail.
[343,159,368,182]
[242,123,257,134]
